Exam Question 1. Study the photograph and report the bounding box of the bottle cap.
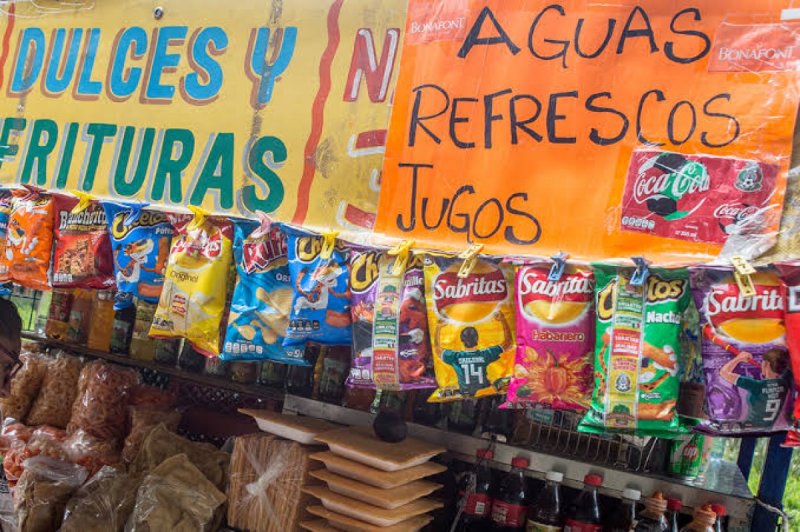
[667,498,682,511]
[584,474,603,487]
[546,471,564,483]
[710,503,726,517]
[644,493,667,515]
[511,457,529,469]
[623,488,641,501]
[476,448,494,460]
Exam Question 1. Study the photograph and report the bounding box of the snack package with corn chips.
[691,266,792,436]
[777,262,800,446]
[424,253,515,402]
[505,262,594,411]
[347,248,435,390]
[580,264,690,437]
[149,211,232,356]
[4,189,54,291]
[283,227,351,359]
[222,220,297,364]
[52,194,114,289]
[102,202,175,310]
[0,189,13,285]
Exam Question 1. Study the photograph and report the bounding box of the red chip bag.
[52,194,114,289]
[5,189,54,290]
[778,262,800,445]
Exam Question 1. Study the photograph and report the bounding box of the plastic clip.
[457,244,484,279]
[187,206,210,230]
[320,231,338,260]
[387,240,414,276]
[251,212,273,239]
[731,256,757,298]
[630,257,650,287]
[548,252,569,282]
[69,190,95,214]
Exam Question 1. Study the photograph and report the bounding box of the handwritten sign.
[376,0,800,262]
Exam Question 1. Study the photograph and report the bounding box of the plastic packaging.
[45,290,73,341]
[52,194,114,289]
[121,408,181,463]
[777,262,800,444]
[14,456,88,532]
[4,189,55,290]
[606,488,640,532]
[60,465,140,532]
[0,351,47,421]
[88,290,115,351]
[26,353,83,428]
[564,474,603,531]
[0,189,14,282]
[490,456,530,531]
[526,470,563,531]
[64,429,121,477]
[66,289,93,345]
[457,448,494,531]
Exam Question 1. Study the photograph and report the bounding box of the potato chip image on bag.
[424,253,515,402]
[691,266,792,436]
[150,211,233,356]
[4,189,55,291]
[221,220,296,364]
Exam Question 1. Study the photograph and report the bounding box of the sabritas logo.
[706,284,783,322]
[433,269,507,312]
[173,229,222,259]
[633,153,709,220]
[517,270,593,300]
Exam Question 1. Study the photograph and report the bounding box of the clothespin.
[457,244,484,278]
[548,252,568,282]
[387,240,414,276]
[187,205,210,231]
[251,212,273,239]
[630,257,650,287]
[320,231,338,260]
[731,256,757,298]
[70,190,95,214]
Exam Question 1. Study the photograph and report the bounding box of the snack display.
[0,351,48,422]
[506,262,594,411]
[222,220,293,363]
[580,265,691,437]
[0,189,13,281]
[26,354,83,429]
[5,189,55,290]
[692,266,792,436]
[150,210,233,356]
[779,262,800,443]
[424,253,515,402]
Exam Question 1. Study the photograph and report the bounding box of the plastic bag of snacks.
[778,262,800,445]
[3,188,55,290]
[0,189,13,282]
[14,456,88,532]
[506,261,594,411]
[691,266,792,436]
[150,209,233,356]
[283,227,351,360]
[0,351,48,421]
[51,194,114,289]
[424,253,515,402]
[64,429,121,477]
[222,220,294,363]
[102,202,175,310]
[580,264,690,437]
[122,407,181,463]
[26,353,83,428]
[348,247,434,390]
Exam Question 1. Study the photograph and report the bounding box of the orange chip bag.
[4,189,54,290]
[424,253,515,402]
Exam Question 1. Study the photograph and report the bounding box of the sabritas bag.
[52,194,114,289]
[691,266,792,436]
[580,264,690,438]
[424,253,515,402]
[778,262,800,446]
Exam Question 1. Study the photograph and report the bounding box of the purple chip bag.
[691,266,792,436]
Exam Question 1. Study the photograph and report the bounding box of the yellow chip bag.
[150,210,233,356]
[424,253,516,402]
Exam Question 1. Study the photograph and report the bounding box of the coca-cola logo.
[713,203,758,220]
[631,153,709,221]
[632,166,709,204]
[433,269,507,312]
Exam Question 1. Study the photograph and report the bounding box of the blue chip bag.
[102,202,175,310]
[222,220,298,364]
[283,227,352,359]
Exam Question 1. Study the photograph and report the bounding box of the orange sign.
[376,1,800,263]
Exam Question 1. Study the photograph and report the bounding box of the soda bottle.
[491,456,531,531]
[457,448,495,531]
[633,492,668,532]
[605,488,640,532]
[708,504,726,532]
[666,498,682,532]
[564,474,603,532]
[526,470,563,531]
[679,505,716,532]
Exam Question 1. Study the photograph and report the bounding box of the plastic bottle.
[110,303,136,354]
[526,470,563,531]
[87,290,114,351]
[457,448,495,531]
[679,505,716,532]
[708,504,725,532]
[666,498,682,532]
[605,488,640,531]
[633,492,669,532]
[564,474,603,532]
[491,456,531,531]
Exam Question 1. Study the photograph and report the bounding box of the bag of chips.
[51,194,114,289]
[505,262,594,411]
[348,247,435,390]
[424,253,515,402]
[691,266,792,436]
[149,210,233,356]
[4,189,54,290]
[0,189,13,283]
[778,262,800,445]
[580,264,690,437]
[283,227,351,359]
[221,220,295,363]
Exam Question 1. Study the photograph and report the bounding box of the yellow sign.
[0,0,404,235]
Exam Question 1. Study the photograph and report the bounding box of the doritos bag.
[5,189,54,291]
[221,220,295,363]
[505,262,594,411]
[580,265,690,438]
[150,210,232,356]
[778,262,800,445]
[424,253,515,402]
[347,247,435,390]
[283,227,351,359]
[691,266,792,436]
[0,190,13,284]
[52,194,114,289]
[102,202,174,310]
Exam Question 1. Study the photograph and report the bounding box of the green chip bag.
[579,264,690,438]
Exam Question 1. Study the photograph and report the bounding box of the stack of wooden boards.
[235,408,447,532]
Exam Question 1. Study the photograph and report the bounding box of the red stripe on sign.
[344,203,376,229]
[356,129,387,149]
[0,2,15,90]
[292,0,343,225]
